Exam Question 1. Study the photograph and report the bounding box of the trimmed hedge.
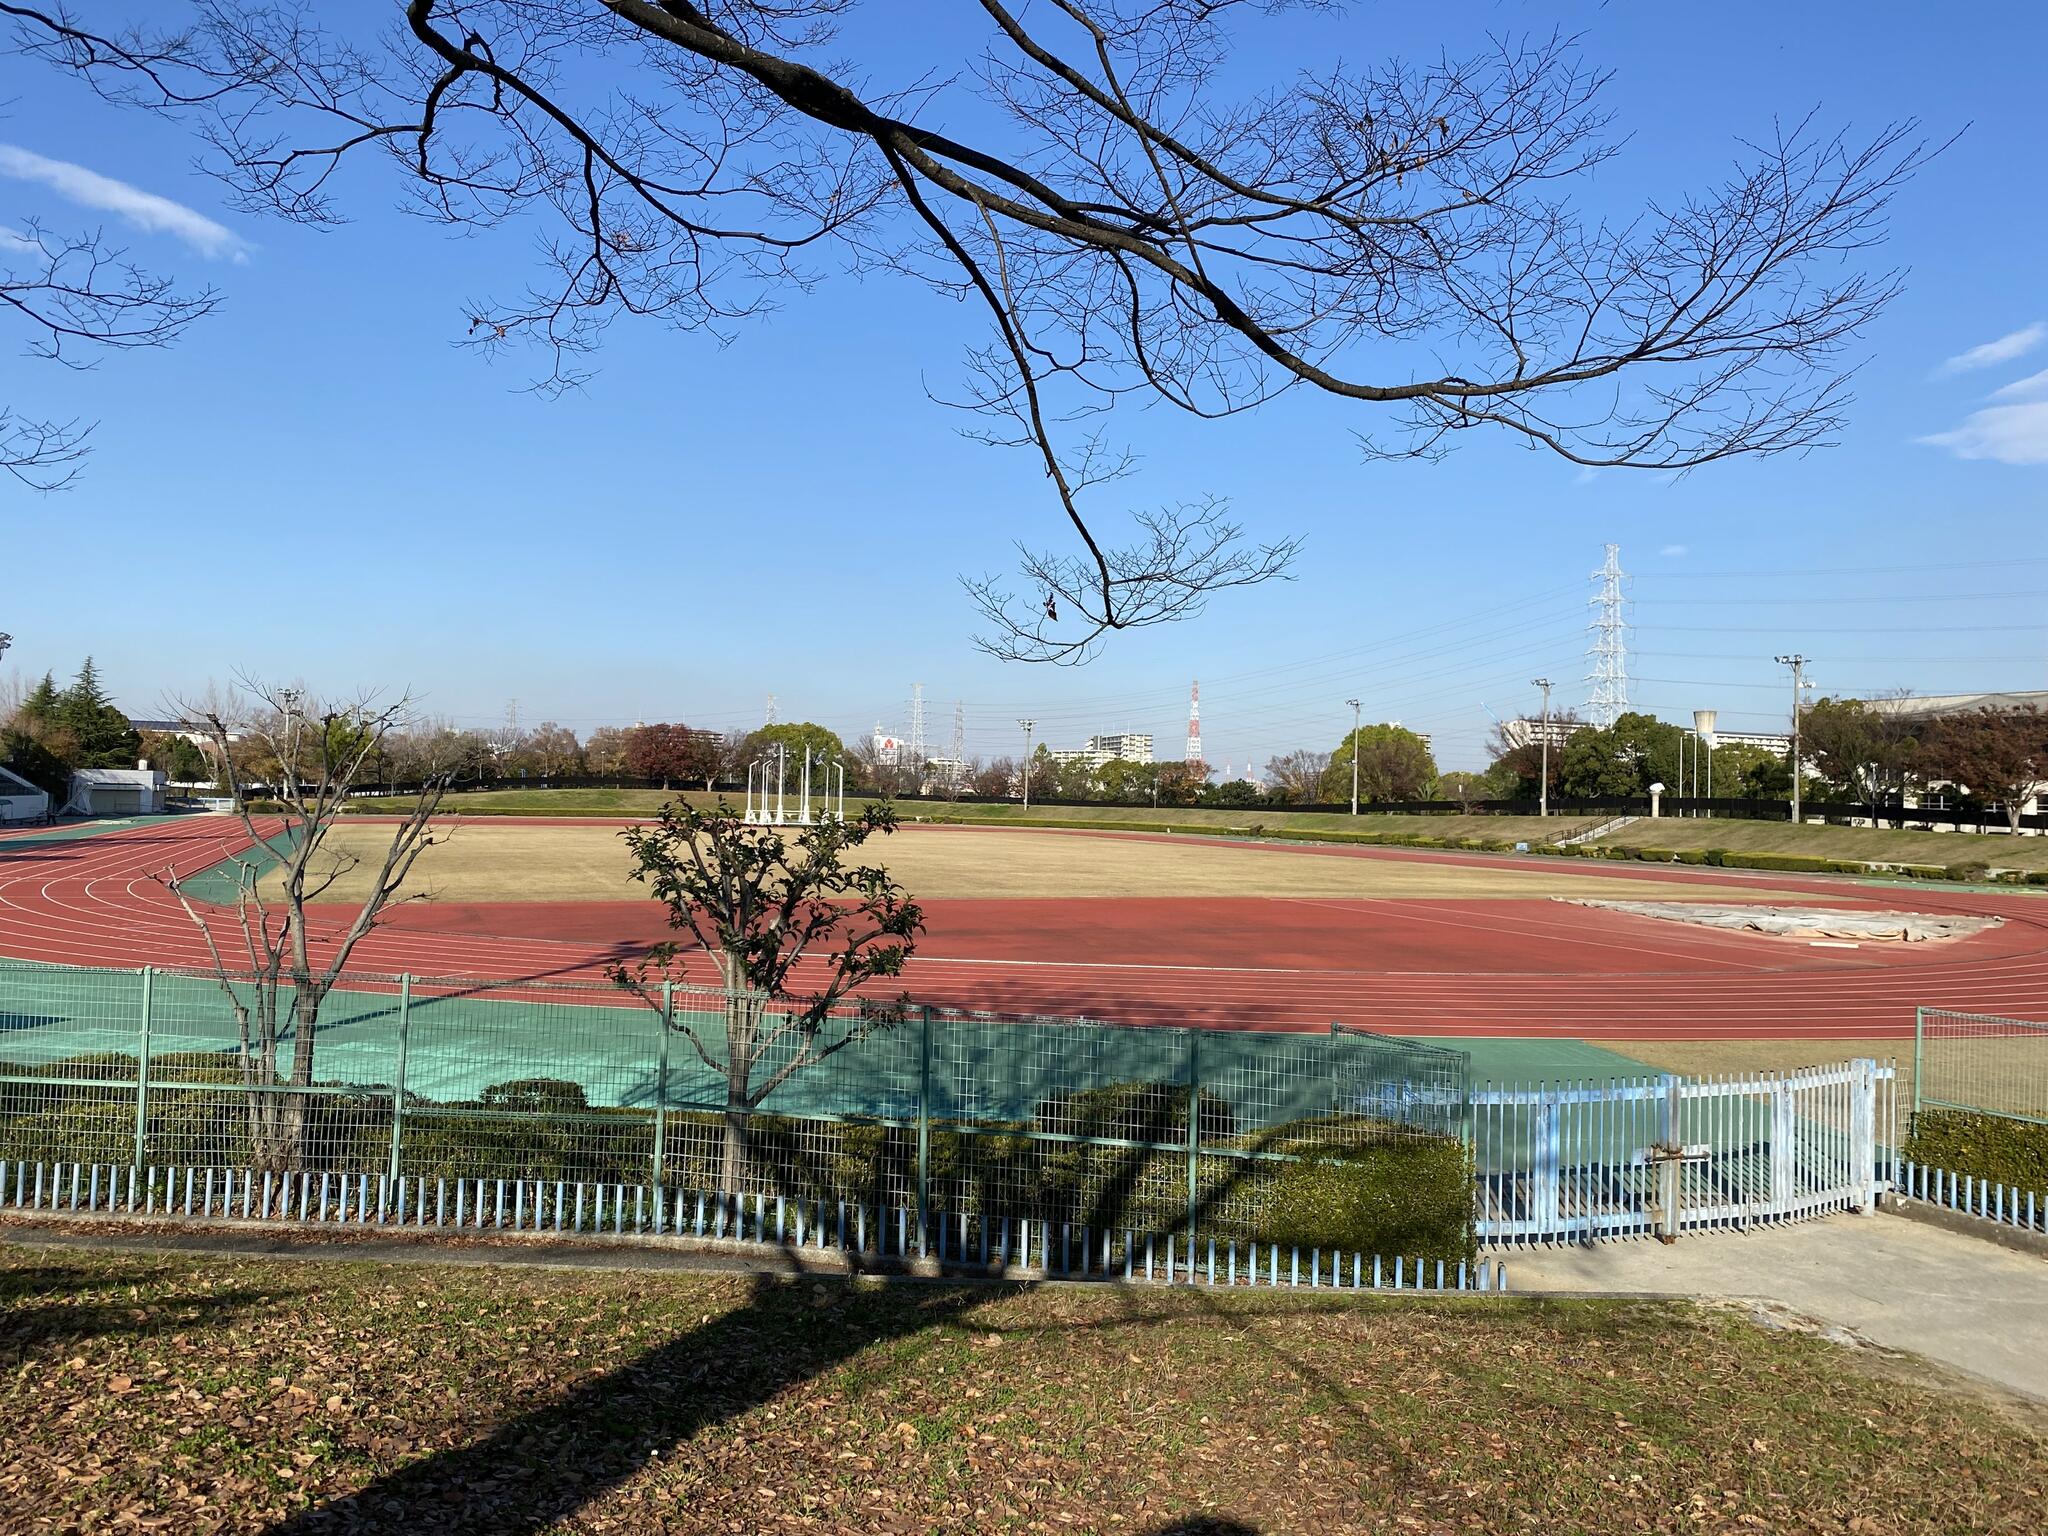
[1904,1108,2048,1195]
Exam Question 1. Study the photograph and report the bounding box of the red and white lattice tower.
[1185,679,1202,765]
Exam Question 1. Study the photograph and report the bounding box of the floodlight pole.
[1775,654,1808,825]
[774,743,787,824]
[1345,699,1361,814]
[1532,679,1553,817]
[800,746,812,824]
[1018,719,1036,808]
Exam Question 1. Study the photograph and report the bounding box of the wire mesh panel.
[926,1009,1191,1233]
[0,960,1474,1263]
[398,976,660,1186]
[1916,1008,2048,1125]
[0,962,143,1069]
[0,964,144,1166]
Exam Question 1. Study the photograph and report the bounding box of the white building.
[1049,732,1155,772]
[1086,732,1153,764]
[64,768,167,817]
[0,766,49,824]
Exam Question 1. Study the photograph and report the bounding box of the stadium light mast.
[1532,679,1553,817]
[1774,655,1808,825]
[1345,698,1361,815]
[1018,718,1036,809]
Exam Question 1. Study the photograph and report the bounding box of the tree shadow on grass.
[260,1129,1441,1534]
[260,1271,991,1535]
[0,1259,280,1359]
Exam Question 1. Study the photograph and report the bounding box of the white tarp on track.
[1558,899,2002,943]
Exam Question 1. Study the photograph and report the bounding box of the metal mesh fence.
[0,959,1474,1253]
[1914,1007,2048,1126]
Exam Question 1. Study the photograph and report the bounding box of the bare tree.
[153,679,455,1171]
[1,214,220,487]
[14,4,1930,656]
[1264,749,1332,803]
[612,799,923,1196]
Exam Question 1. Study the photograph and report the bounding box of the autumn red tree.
[624,724,719,787]
[1918,707,2046,834]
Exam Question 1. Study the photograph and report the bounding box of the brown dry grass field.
[292,821,1810,905]
[5,1243,2045,1533]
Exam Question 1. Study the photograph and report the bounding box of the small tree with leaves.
[155,680,455,1172]
[612,800,924,1197]
[1918,706,2046,835]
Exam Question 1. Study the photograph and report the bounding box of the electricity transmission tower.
[1585,543,1630,728]
[1186,680,1202,765]
[764,694,778,726]
[909,683,925,775]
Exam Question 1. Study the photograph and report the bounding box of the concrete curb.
[1879,1198,2048,1261]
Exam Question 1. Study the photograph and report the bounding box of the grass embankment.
[351,787,2048,878]
[1593,819,2048,876]
[4,1243,2044,1533]
[350,786,1595,842]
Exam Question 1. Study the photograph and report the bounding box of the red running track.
[5,816,2048,1038]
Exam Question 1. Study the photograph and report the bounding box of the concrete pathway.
[1510,1209,2048,1404]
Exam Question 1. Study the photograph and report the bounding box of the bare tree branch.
[12,3,1936,650]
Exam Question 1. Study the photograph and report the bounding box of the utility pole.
[1532,678,1553,817]
[1018,718,1036,809]
[1345,698,1362,814]
[1774,654,1808,824]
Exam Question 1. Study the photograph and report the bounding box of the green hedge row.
[1904,1108,2048,1195]
[0,1064,1475,1263]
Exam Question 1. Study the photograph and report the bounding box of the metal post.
[654,980,673,1185]
[1911,1007,1924,1123]
[387,974,412,1182]
[1775,653,1807,824]
[1659,1073,1681,1243]
[132,967,154,1177]
[1345,699,1361,814]
[1532,679,1552,817]
[916,1005,933,1257]
[1184,1029,1201,1253]
[1018,719,1036,810]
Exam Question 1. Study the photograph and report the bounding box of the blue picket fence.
[0,1157,1508,1294]
[1895,1159,2045,1236]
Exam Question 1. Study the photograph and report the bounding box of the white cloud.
[0,143,248,261]
[1916,402,2048,465]
[1659,544,1689,558]
[1934,322,2046,378]
[1989,366,2048,402]
[1572,467,1599,486]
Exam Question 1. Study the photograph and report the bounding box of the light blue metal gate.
[1471,1059,1894,1244]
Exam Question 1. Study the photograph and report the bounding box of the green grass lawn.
[2,1240,2042,1533]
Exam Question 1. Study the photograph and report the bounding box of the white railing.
[1473,1059,1895,1244]
[0,1157,1510,1294]
[1893,1160,2045,1236]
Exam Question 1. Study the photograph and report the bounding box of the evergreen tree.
[55,657,141,769]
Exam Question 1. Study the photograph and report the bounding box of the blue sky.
[2,2,2043,772]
